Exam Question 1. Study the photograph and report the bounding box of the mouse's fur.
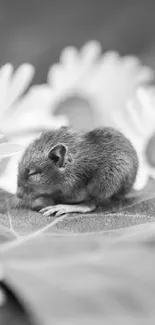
[17,126,138,210]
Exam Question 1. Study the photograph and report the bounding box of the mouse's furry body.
[17,127,138,213]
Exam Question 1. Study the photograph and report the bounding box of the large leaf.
[0,180,155,239]
[0,181,155,324]
[1,223,155,325]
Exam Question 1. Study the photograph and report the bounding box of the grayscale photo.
[0,1,155,324]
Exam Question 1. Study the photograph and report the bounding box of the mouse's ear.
[48,144,67,168]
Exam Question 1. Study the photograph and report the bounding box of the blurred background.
[0,0,155,84]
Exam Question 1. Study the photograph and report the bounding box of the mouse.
[16,126,138,217]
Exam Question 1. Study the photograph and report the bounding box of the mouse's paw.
[40,204,67,217]
[39,203,96,217]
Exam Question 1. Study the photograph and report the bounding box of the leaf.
[0,225,16,244]
[0,181,155,324]
[2,224,155,325]
[0,180,155,240]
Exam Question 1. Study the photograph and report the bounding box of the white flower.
[47,41,154,131]
[0,41,154,194]
[0,64,68,193]
[0,63,67,144]
[46,41,155,190]
[112,87,155,190]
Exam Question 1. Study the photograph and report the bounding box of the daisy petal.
[81,40,102,64]
[0,64,13,110]
[0,143,25,158]
[0,154,22,193]
[134,165,149,190]
[5,64,35,108]
[60,47,79,66]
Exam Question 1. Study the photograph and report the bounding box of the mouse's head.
[16,127,77,208]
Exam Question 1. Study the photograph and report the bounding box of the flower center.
[145,133,155,167]
[53,95,96,131]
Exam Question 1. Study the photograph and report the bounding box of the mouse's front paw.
[39,203,96,217]
[39,204,70,217]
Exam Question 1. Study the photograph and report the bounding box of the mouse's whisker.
[1,195,15,209]
[24,196,31,209]
[12,200,20,213]
[28,196,33,209]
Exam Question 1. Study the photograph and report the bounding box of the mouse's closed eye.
[27,169,42,181]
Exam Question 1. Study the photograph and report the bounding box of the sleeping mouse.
[16,126,138,217]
